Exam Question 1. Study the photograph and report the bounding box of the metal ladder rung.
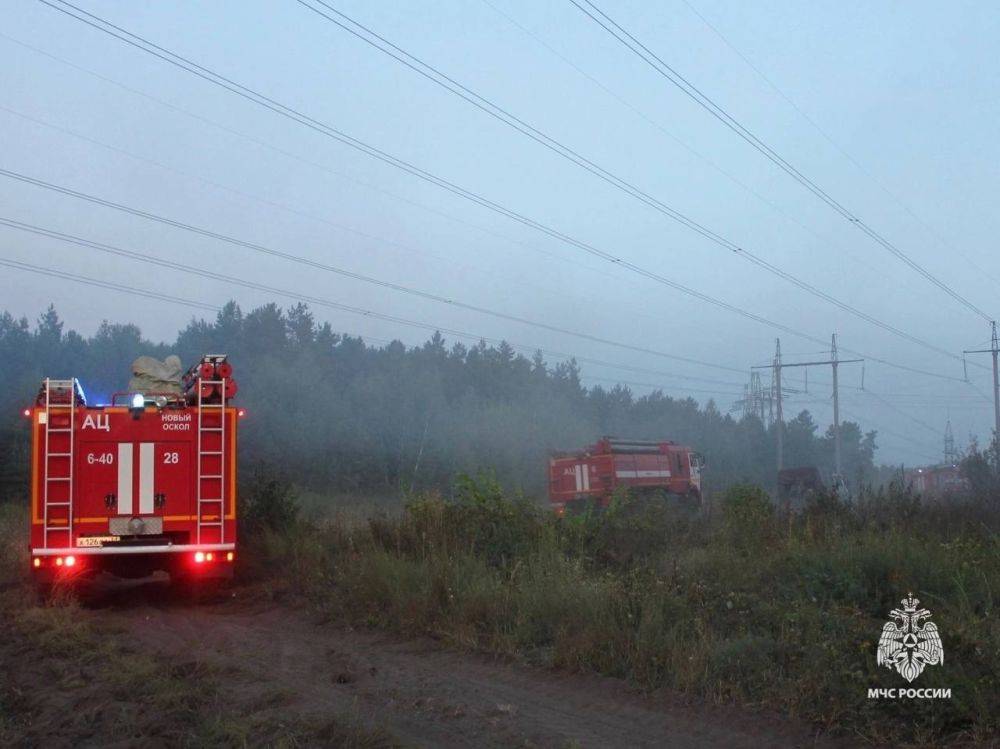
[201,474,223,479]
[200,497,224,502]
[45,501,72,506]
[200,450,223,455]
[198,521,224,526]
[201,427,223,432]
[47,428,73,433]
[46,477,71,482]
[48,452,72,457]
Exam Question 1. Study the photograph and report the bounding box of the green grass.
[256,476,1000,746]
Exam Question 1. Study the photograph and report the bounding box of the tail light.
[194,551,205,563]
[33,558,41,568]
[226,551,234,562]
[205,552,214,561]
[64,555,76,567]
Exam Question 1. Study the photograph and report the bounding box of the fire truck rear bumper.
[31,543,235,557]
[30,544,236,582]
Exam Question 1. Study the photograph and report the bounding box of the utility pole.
[964,320,1000,469]
[752,334,862,483]
[832,334,841,477]
[775,339,783,470]
[944,419,957,465]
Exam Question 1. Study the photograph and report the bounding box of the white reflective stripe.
[574,464,583,491]
[139,442,155,514]
[582,465,590,491]
[615,470,672,478]
[117,443,133,514]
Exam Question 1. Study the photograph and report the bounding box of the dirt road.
[84,581,841,748]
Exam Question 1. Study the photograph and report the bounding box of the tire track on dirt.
[92,585,843,748]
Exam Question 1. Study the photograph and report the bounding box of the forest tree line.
[0,302,878,500]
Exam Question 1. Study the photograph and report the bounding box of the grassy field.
[4,475,997,746]
[247,475,1000,746]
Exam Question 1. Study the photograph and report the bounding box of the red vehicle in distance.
[548,437,703,514]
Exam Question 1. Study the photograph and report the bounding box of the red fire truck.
[25,355,242,586]
[548,437,703,514]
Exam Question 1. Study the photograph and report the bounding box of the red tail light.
[33,558,41,568]
[226,551,234,562]
[194,551,205,563]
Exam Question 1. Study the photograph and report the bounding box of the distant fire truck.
[548,437,703,514]
[905,464,969,497]
[25,355,242,586]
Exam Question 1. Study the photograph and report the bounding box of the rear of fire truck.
[25,355,242,587]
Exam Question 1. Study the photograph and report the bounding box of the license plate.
[76,536,120,547]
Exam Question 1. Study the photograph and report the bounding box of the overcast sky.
[3,0,999,465]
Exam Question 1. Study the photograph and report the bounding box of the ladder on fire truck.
[42,378,77,549]
[195,375,227,544]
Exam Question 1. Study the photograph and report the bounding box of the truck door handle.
[104,493,116,509]
[154,493,166,508]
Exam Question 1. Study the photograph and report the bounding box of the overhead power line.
[679,0,1000,289]
[0,175,745,373]
[571,0,993,322]
[294,0,965,363]
[0,249,744,395]
[479,0,896,289]
[0,34,648,287]
[0,102,755,346]
[0,215,745,373]
[33,0,969,384]
[0,257,218,312]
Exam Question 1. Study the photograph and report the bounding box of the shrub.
[241,463,299,534]
[312,479,1000,745]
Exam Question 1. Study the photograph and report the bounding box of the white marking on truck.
[117,443,133,514]
[82,413,110,431]
[615,470,671,478]
[139,442,155,514]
